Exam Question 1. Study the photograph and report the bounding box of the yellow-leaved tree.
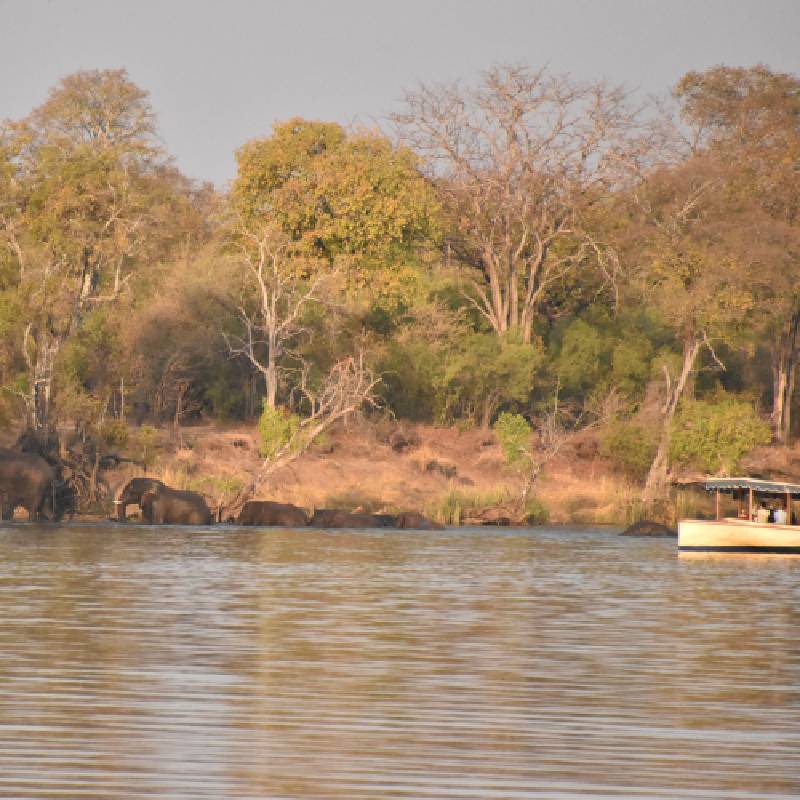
[228,117,440,408]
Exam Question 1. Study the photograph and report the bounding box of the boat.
[678,478,800,554]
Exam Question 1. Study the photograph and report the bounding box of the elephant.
[139,482,213,525]
[394,512,444,530]
[0,447,58,521]
[310,509,395,528]
[115,477,165,521]
[235,500,309,527]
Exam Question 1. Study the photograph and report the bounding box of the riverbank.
[11,417,793,525]
[92,420,651,526]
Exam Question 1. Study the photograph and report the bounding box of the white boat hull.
[678,518,800,553]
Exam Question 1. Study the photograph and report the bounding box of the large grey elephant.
[235,500,309,527]
[115,477,165,521]
[309,508,444,529]
[0,447,58,521]
[139,482,213,525]
[394,512,444,530]
[311,508,385,528]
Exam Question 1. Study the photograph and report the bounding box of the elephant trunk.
[114,493,127,522]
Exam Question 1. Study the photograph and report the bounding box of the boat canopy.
[703,477,800,496]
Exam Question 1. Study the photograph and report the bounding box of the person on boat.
[774,505,788,525]
[755,502,770,524]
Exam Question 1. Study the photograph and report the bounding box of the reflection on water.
[0,523,797,799]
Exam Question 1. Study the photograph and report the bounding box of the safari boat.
[678,478,800,554]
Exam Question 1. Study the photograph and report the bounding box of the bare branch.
[393,65,644,342]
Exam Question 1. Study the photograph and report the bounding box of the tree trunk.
[783,358,797,443]
[771,310,800,444]
[642,336,702,503]
[264,325,278,409]
[265,362,277,409]
[30,333,61,431]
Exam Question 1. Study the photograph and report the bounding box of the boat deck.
[678,518,800,553]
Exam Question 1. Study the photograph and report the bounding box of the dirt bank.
[93,420,646,526]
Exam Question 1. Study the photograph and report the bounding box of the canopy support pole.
[748,487,753,521]
[715,488,721,521]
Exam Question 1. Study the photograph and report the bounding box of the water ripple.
[0,524,797,798]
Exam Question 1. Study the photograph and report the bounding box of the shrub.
[428,488,549,526]
[187,474,245,502]
[523,497,549,524]
[136,425,157,469]
[494,412,532,469]
[439,333,541,425]
[101,419,129,448]
[428,488,514,526]
[669,396,771,474]
[600,421,658,481]
[258,402,300,459]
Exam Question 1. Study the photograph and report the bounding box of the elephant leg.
[37,492,55,522]
[29,486,54,522]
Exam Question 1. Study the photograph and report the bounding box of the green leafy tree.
[232,118,439,273]
[629,159,755,501]
[494,412,533,468]
[438,333,541,427]
[599,422,658,481]
[494,409,569,515]
[229,119,440,409]
[669,396,771,475]
[0,69,199,428]
[258,402,300,458]
[676,65,800,442]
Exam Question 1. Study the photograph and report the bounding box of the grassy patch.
[427,487,513,525]
[322,489,387,513]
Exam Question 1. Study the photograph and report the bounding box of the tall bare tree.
[223,220,380,516]
[225,220,329,408]
[394,65,643,342]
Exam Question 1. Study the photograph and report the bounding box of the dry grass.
[96,419,641,524]
[537,471,639,525]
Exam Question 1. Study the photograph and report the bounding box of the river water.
[0,523,797,799]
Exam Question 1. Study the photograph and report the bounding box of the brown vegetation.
[51,418,648,526]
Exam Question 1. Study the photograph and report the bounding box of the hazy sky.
[2,0,799,187]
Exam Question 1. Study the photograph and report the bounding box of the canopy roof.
[703,477,800,496]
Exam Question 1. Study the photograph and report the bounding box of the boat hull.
[678,518,800,553]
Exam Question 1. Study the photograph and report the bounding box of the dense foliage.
[669,396,772,475]
[2,63,799,497]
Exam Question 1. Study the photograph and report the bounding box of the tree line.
[1,63,798,501]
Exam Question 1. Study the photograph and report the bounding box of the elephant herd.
[237,501,444,530]
[115,477,444,530]
[0,444,444,530]
[0,440,443,530]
